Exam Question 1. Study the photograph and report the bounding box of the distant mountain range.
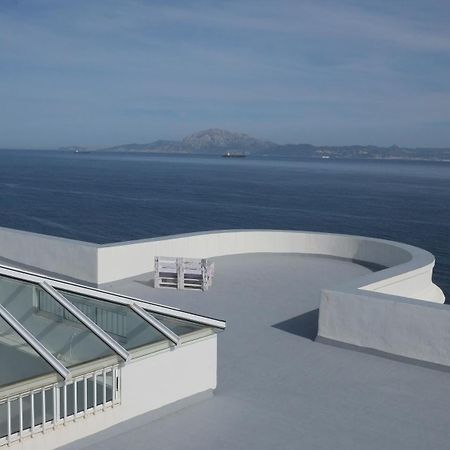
[97,129,274,154]
[92,128,450,161]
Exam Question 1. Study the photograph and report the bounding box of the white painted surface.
[59,253,450,450]
[0,227,448,448]
[0,226,98,284]
[97,230,444,303]
[11,334,217,450]
[0,227,444,303]
[97,230,412,283]
[318,289,450,366]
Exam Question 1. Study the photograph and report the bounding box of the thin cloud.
[0,0,449,148]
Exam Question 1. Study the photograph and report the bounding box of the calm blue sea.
[0,150,449,298]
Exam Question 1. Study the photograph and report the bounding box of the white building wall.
[13,334,217,450]
[0,226,98,284]
[318,289,450,366]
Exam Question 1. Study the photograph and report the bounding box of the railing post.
[42,388,46,433]
[7,398,11,444]
[30,392,35,435]
[83,376,88,417]
[93,372,97,413]
[19,395,23,439]
[118,367,121,404]
[112,368,117,407]
[102,369,107,410]
[73,380,77,421]
[53,384,59,429]
[63,383,67,424]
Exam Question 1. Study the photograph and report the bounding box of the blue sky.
[1,0,449,148]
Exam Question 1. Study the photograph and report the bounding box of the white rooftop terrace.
[60,252,450,450]
[0,227,447,449]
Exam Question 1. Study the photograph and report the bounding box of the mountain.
[95,129,450,161]
[99,140,182,153]
[98,129,276,154]
[181,129,275,153]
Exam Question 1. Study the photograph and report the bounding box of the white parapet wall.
[96,230,444,304]
[0,227,444,303]
[97,230,414,283]
[0,226,98,284]
[318,289,450,367]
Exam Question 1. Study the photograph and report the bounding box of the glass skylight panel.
[0,315,55,389]
[56,290,170,351]
[150,313,208,337]
[0,275,117,368]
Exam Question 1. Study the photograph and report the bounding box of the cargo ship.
[222,151,247,158]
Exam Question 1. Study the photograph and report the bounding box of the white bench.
[154,257,215,291]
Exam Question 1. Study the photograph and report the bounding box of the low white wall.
[121,334,217,417]
[16,334,217,450]
[97,230,443,303]
[359,263,439,301]
[0,227,443,303]
[318,289,450,366]
[0,226,98,284]
[97,230,414,279]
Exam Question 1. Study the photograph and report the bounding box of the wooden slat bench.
[154,257,215,291]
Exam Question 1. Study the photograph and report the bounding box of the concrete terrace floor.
[65,254,450,450]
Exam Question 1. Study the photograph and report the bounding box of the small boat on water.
[74,149,92,154]
[222,151,247,158]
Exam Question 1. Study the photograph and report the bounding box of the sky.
[1,0,450,148]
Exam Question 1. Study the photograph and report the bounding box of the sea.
[0,149,449,298]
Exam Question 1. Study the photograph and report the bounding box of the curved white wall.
[0,226,444,303]
[97,230,444,303]
[97,229,449,366]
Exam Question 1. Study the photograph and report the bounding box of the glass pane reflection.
[57,290,169,351]
[0,314,55,389]
[0,275,116,368]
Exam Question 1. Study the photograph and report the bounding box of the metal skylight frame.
[0,269,131,368]
[39,281,130,362]
[0,263,226,330]
[0,303,70,380]
[130,303,180,346]
[0,261,225,390]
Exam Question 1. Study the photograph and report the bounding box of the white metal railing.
[0,365,121,447]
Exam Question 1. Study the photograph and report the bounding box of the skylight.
[0,263,226,389]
